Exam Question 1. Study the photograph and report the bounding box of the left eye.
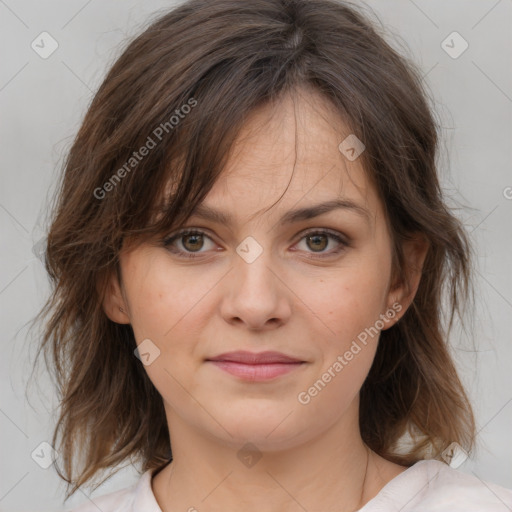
[293,230,348,257]
[162,229,348,259]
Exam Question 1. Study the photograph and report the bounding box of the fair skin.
[103,88,428,512]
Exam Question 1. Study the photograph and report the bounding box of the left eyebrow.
[278,198,371,225]
[187,198,371,226]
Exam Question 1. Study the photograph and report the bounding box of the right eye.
[162,229,219,259]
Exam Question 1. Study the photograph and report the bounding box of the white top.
[66,459,512,512]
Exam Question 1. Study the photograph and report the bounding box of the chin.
[205,403,311,451]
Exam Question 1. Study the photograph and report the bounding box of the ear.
[383,233,429,328]
[98,266,131,324]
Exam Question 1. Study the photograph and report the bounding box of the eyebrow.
[187,198,371,226]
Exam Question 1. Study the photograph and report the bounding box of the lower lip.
[207,361,304,381]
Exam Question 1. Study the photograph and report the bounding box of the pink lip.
[206,351,305,381]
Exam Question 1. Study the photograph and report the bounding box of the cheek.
[296,272,385,417]
[123,253,210,342]
[122,256,209,410]
[303,261,390,344]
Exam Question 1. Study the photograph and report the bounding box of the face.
[105,88,414,452]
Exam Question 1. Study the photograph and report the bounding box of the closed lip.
[206,350,304,364]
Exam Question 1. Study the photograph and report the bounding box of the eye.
[292,228,349,259]
[163,229,217,259]
[162,228,349,260]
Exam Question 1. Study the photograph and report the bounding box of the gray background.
[1,0,511,510]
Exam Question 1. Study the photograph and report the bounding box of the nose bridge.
[220,233,291,329]
[233,234,278,297]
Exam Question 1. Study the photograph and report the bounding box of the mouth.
[205,351,306,381]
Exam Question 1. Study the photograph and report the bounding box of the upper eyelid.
[165,226,349,246]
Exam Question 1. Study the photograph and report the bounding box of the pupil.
[184,234,203,251]
[308,234,327,251]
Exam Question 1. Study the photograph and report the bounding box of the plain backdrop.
[1,0,511,510]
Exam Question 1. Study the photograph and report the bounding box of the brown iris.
[306,233,328,252]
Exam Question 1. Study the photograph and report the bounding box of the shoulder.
[361,459,512,512]
[417,460,512,511]
[64,469,161,512]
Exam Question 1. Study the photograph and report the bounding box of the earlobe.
[384,233,429,327]
[98,268,131,324]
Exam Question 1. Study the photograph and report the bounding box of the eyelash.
[162,228,349,260]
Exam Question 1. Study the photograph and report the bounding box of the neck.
[151,402,402,512]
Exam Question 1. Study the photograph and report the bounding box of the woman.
[34,0,512,510]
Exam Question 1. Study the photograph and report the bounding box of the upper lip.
[206,351,303,364]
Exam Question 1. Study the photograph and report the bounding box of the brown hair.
[30,0,476,499]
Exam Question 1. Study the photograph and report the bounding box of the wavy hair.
[29,0,476,500]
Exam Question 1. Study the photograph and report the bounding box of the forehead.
[198,88,380,226]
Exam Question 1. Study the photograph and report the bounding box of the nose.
[219,244,292,331]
